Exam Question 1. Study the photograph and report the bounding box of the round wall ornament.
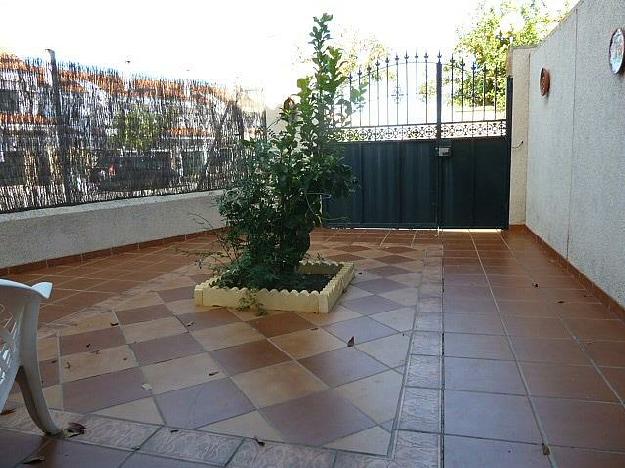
[609,28,625,74]
[540,68,550,96]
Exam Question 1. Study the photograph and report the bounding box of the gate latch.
[436,141,452,158]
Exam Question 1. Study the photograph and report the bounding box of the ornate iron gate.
[326,53,512,229]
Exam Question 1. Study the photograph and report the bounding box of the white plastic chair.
[0,279,61,435]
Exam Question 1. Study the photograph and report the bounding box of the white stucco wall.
[566,0,625,308]
[523,0,625,307]
[0,191,224,269]
[508,47,533,225]
[526,13,577,255]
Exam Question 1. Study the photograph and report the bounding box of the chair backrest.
[0,280,51,408]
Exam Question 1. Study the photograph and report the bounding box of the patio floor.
[2,228,625,467]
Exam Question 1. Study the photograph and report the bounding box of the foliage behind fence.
[0,52,264,214]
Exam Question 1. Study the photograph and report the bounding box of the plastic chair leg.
[15,366,62,435]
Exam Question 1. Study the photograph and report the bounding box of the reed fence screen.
[0,52,264,213]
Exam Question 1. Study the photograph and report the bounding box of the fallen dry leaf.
[67,422,86,434]
[253,436,266,447]
[65,422,86,438]
[110,322,119,327]
[347,336,355,347]
[208,371,219,377]
[542,443,550,456]
[22,456,45,465]
[64,362,71,369]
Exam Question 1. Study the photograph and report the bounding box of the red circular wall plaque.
[609,28,625,74]
[540,68,551,96]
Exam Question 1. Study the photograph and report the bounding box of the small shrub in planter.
[198,14,360,298]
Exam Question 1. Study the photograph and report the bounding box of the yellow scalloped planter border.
[193,261,355,313]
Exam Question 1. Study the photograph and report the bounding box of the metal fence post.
[46,49,73,205]
[436,55,442,140]
[506,76,514,136]
[503,76,514,229]
[435,57,443,228]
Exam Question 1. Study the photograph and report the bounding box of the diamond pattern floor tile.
[260,389,375,446]
[122,316,187,343]
[269,328,345,359]
[130,332,204,366]
[324,316,397,345]
[156,286,196,303]
[340,295,403,315]
[155,379,254,428]
[61,345,137,382]
[249,312,314,338]
[95,397,164,425]
[335,370,403,424]
[325,426,391,455]
[141,352,224,394]
[357,333,410,368]
[115,304,172,325]
[63,367,151,413]
[356,278,407,294]
[191,322,264,351]
[231,361,327,407]
[59,326,126,356]
[299,347,389,387]
[210,339,290,375]
[175,308,239,330]
[201,410,284,442]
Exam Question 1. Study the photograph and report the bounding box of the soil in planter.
[288,273,334,292]
[223,272,334,293]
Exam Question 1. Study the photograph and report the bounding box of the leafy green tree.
[337,30,389,78]
[211,14,358,291]
[452,0,569,109]
[338,31,402,112]
[296,28,388,114]
[296,28,389,79]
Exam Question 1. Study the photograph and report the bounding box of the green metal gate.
[325,54,512,229]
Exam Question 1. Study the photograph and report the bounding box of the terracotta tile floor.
[1,228,625,467]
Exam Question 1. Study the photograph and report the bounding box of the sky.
[0,0,571,106]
